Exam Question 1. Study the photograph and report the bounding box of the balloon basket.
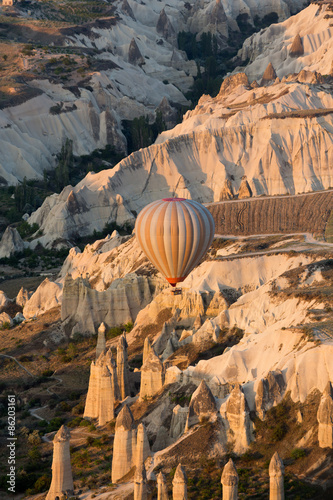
[170,288,182,296]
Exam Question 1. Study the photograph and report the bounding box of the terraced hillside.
[207,190,333,239]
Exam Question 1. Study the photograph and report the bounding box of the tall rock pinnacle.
[269,452,284,500]
[46,426,74,500]
[221,459,238,500]
[117,334,130,400]
[96,322,106,360]
[172,464,187,500]
[111,404,136,483]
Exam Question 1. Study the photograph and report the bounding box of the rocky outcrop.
[157,471,169,500]
[255,370,285,420]
[261,63,277,85]
[121,0,135,20]
[16,287,30,308]
[238,176,252,199]
[225,385,252,454]
[23,279,62,319]
[289,34,303,57]
[46,426,74,500]
[98,365,115,426]
[135,423,150,468]
[0,290,9,310]
[185,380,217,431]
[134,462,147,500]
[219,179,234,201]
[96,322,106,360]
[170,405,188,440]
[172,464,187,500]
[221,459,238,500]
[61,273,155,337]
[128,38,145,65]
[140,351,164,400]
[0,312,13,327]
[0,226,25,258]
[117,334,130,400]
[317,382,333,448]
[269,452,284,500]
[143,336,155,366]
[156,97,178,129]
[156,9,175,42]
[111,404,136,483]
[106,347,121,401]
[218,73,249,97]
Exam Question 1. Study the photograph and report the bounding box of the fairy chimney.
[129,38,144,65]
[111,404,136,483]
[157,471,169,499]
[289,34,303,57]
[136,423,150,467]
[185,380,217,431]
[269,452,284,500]
[140,351,164,399]
[172,464,187,500]
[46,426,74,500]
[134,462,148,500]
[317,382,333,448]
[143,336,155,365]
[96,322,106,360]
[98,365,115,426]
[117,334,130,400]
[261,63,277,85]
[84,361,101,419]
[105,347,121,401]
[220,178,234,201]
[221,458,238,500]
[238,175,252,199]
[226,384,252,454]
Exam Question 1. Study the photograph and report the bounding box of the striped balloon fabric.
[135,198,215,286]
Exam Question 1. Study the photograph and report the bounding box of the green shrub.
[290,448,306,460]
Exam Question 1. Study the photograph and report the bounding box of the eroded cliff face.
[28,78,333,246]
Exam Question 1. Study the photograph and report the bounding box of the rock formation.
[0,226,25,258]
[46,426,74,500]
[226,385,252,454]
[289,34,303,57]
[98,365,115,426]
[238,176,252,199]
[61,273,155,337]
[261,63,277,85]
[117,334,130,400]
[0,290,9,311]
[156,9,175,41]
[269,452,284,500]
[111,404,136,483]
[221,459,239,500]
[172,464,187,500]
[140,351,164,400]
[135,423,150,467]
[128,38,145,66]
[255,370,285,420]
[218,73,249,97]
[96,322,106,360]
[16,287,30,308]
[121,0,135,20]
[220,179,234,201]
[185,380,217,431]
[157,471,169,500]
[317,382,333,448]
[23,279,62,319]
[170,405,188,440]
[84,360,101,419]
[106,347,121,401]
[143,336,154,365]
[134,462,147,500]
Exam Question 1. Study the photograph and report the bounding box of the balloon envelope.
[135,198,215,286]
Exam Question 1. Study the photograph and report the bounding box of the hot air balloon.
[135,198,215,288]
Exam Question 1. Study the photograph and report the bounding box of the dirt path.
[0,354,35,376]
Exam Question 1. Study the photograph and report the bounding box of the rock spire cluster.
[84,334,129,423]
[46,426,74,500]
